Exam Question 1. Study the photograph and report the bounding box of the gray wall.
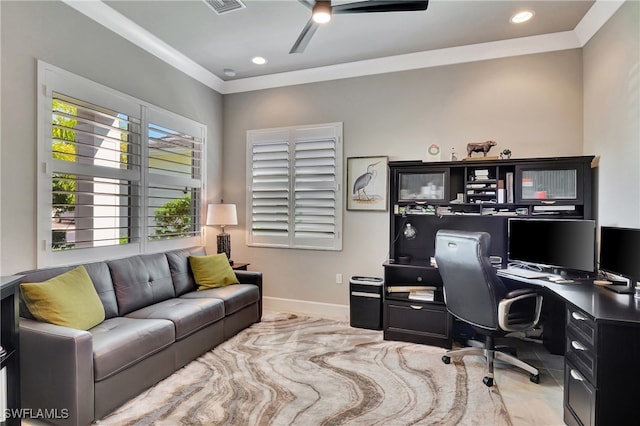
[0,1,224,274]
[583,0,640,228]
[224,50,584,307]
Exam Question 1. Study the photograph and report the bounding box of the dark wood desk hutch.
[1,275,22,426]
[383,155,595,350]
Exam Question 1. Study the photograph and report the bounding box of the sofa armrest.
[20,318,94,426]
[234,271,263,320]
[235,271,262,293]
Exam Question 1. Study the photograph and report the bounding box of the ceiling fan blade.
[297,0,314,11]
[333,0,429,14]
[290,18,320,54]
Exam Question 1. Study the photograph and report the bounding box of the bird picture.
[353,160,381,201]
[348,156,388,211]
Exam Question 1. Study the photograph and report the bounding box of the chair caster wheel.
[442,355,451,364]
[530,374,540,384]
[483,376,494,387]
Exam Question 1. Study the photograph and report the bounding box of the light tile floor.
[491,336,565,425]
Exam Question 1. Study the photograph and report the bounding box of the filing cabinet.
[382,263,452,349]
[564,305,640,426]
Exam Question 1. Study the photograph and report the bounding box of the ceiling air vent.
[203,0,246,15]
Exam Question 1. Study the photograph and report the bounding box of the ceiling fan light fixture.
[312,1,332,24]
[510,10,534,24]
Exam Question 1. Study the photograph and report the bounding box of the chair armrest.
[504,288,537,299]
[497,292,543,332]
[20,318,94,426]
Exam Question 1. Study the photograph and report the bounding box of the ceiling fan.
[290,0,430,54]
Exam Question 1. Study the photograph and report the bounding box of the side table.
[232,262,250,271]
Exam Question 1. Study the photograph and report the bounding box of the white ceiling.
[65,0,624,93]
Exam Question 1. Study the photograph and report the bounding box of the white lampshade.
[206,204,238,226]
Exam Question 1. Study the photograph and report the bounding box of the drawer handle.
[570,369,585,382]
[410,305,423,310]
[571,311,589,321]
[571,341,587,351]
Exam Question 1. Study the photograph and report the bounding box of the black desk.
[497,272,640,426]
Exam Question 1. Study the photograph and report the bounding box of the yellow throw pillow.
[189,254,239,290]
[20,265,105,330]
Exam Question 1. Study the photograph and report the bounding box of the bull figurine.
[466,140,497,157]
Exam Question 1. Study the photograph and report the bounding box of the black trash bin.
[349,276,384,330]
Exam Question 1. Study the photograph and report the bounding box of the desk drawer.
[385,267,441,286]
[564,359,595,426]
[566,307,595,346]
[384,300,451,348]
[565,329,596,385]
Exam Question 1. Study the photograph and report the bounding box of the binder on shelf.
[505,172,514,203]
[387,285,437,293]
[408,290,435,301]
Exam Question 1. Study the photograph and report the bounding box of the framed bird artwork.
[347,156,388,211]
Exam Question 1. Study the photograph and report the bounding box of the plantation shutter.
[49,92,142,252]
[247,129,291,246]
[247,123,342,251]
[38,61,207,267]
[146,108,204,243]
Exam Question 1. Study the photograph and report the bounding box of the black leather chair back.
[435,229,507,331]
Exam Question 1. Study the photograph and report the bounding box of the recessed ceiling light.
[223,68,237,77]
[252,56,267,65]
[510,10,534,24]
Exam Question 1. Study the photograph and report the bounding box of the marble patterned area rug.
[97,313,512,426]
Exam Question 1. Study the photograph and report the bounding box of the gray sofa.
[17,246,262,426]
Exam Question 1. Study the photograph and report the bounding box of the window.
[246,123,343,251]
[38,62,205,267]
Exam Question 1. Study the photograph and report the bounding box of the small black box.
[349,276,383,330]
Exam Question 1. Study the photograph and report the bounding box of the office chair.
[434,229,543,386]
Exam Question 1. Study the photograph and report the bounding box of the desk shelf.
[1,275,22,426]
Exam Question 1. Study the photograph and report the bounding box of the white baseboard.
[263,296,349,322]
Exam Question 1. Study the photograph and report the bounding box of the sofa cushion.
[18,261,119,319]
[108,253,176,316]
[126,297,225,340]
[166,247,206,296]
[90,317,175,381]
[20,265,106,330]
[180,284,259,315]
[189,254,239,289]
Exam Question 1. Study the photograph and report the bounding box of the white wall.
[583,0,640,228]
[0,1,224,274]
[223,50,584,313]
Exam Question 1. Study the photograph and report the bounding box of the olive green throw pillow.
[20,265,105,330]
[189,254,239,290]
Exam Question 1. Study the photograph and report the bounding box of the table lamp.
[206,203,238,265]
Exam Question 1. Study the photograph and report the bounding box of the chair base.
[441,339,540,386]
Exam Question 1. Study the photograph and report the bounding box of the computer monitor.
[508,218,596,274]
[599,226,640,293]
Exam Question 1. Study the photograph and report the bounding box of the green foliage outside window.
[153,195,193,238]
[52,100,77,215]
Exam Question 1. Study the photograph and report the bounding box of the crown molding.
[62,0,226,93]
[574,0,625,46]
[63,0,625,95]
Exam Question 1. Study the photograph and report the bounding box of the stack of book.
[474,169,490,180]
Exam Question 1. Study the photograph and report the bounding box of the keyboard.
[499,268,550,279]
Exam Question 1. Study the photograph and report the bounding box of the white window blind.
[247,123,342,250]
[38,62,206,267]
[50,93,142,252]
[146,108,204,243]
